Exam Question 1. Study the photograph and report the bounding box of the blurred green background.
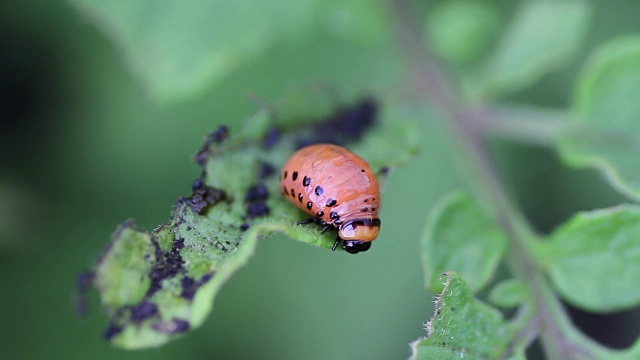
[1,0,639,359]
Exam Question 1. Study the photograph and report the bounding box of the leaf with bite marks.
[88,94,420,349]
[410,272,518,360]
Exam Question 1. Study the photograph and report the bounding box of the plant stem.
[387,0,602,358]
[487,104,568,147]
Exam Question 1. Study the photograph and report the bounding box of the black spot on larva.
[315,186,324,196]
[258,161,275,179]
[371,207,376,211]
[290,188,295,197]
[330,211,339,219]
[282,186,288,195]
[306,201,313,210]
[364,199,369,203]
[334,220,343,225]
[284,171,288,179]
[361,207,369,212]
[303,176,311,186]
[361,169,365,172]
[316,210,324,217]
[292,171,298,181]
[131,301,158,324]
[298,193,303,202]
[326,198,337,207]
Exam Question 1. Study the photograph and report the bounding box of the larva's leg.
[296,218,315,225]
[332,237,341,252]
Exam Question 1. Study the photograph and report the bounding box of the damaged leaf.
[410,272,517,360]
[89,95,419,349]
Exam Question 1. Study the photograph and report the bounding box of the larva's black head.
[342,240,372,254]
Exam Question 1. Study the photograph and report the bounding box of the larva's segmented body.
[280,144,381,254]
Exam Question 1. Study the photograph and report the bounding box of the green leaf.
[67,0,391,102]
[91,95,419,349]
[68,0,319,102]
[478,0,591,96]
[425,0,502,64]
[318,0,388,44]
[488,279,527,308]
[559,36,640,201]
[421,192,508,293]
[538,205,640,312]
[410,272,517,360]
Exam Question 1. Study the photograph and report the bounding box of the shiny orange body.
[280,144,381,253]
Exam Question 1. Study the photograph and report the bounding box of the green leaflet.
[90,96,419,349]
[559,35,640,201]
[410,272,517,360]
[538,205,640,312]
[421,192,508,293]
[488,279,527,309]
[478,0,591,97]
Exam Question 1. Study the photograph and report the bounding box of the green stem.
[486,104,569,147]
[387,0,604,358]
[499,304,537,360]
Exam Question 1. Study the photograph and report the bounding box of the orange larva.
[280,144,381,254]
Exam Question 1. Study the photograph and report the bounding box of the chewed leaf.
[559,36,640,201]
[97,198,244,348]
[537,205,640,312]
[90,95,419,349]
[421,192,508,293]
[410,272,516,360]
